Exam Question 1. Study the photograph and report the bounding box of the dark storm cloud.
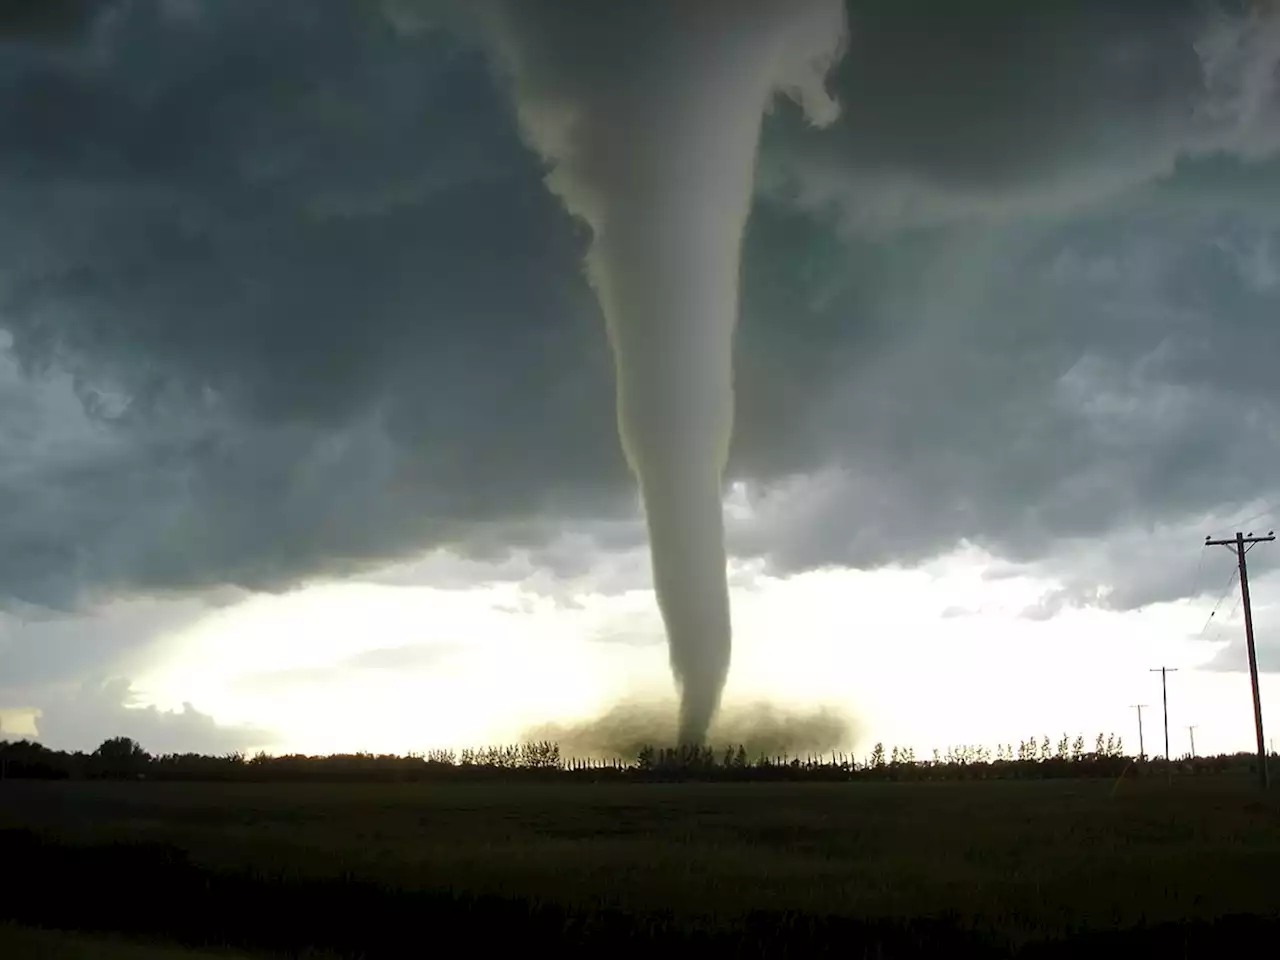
[728,202,1280,602]
[722,0,1280,607]
[0,0,627,608]
[0,0,107,43]
[0,0,1278,619]
[763,0,1279,228]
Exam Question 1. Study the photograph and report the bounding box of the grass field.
[2,775,1278,956]
[0,924,264,959]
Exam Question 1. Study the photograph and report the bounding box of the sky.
[2,0,1280,760]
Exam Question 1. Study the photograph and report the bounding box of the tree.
[520,740,560,769]
[870,743,886,768]
[93,736,149,778]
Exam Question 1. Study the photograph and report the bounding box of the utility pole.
[1188,725,1197,758]
[1149,667,1178,759]
[1131,704,1149,761]
[1206,530,1274,789]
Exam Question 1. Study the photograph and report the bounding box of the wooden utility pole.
[1206,531,1274,788]
[1187,725,1197,758]
[1131,704,1149,760]
[1149,667,1179,759]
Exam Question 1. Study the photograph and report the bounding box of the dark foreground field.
[0,924,269,959]
[2,776,1278,957]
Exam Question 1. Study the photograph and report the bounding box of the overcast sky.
[2,0,1280,758]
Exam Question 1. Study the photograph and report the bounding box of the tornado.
[479,1,847,744]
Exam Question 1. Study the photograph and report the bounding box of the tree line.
[0,732,1266,783]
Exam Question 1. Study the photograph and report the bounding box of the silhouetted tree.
[93,736,149,779]
[1,729,1266,785]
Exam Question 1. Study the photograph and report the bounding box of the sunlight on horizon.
[123,544,1279,761]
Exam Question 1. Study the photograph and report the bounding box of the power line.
[1225,500,1280,533]
[1197,566,1241,639]
[1205,530,1275,789]
[1205,591,1246,649]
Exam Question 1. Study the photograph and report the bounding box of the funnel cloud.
[481,1,847,743]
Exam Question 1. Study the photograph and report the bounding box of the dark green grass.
[2,776,1278,955]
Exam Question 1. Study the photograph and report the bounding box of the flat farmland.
[1,777,1278,956]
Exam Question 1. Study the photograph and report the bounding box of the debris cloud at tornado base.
[524,700,859,762]
[480,1,848,744]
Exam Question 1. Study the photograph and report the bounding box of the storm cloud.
[29,677,272,755]
[0,0,1278,627]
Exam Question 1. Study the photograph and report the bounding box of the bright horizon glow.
[118,544,1280,762]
